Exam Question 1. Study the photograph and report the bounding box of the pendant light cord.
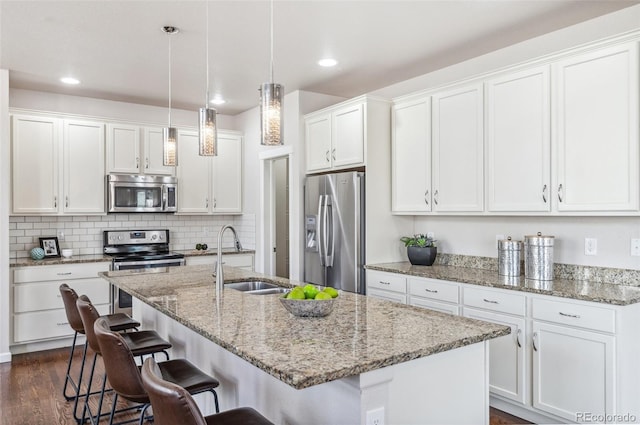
[205,0,210,105]
[168,32,172,127]
[270,0,274,83]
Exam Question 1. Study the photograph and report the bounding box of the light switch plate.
[585,238,597,256]
[631,239,640,256]
[366,407,385,425]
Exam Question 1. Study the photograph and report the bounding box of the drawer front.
[367,288,407,304]
[532,297,615,333]
[366,270,407,294]
[464,286,526,316]
[14,278,109,313]
[409,296,460,316]
[408,278,459,304]
[13,304,109,343]
[13,262,110,283]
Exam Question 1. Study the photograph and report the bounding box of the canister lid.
[524,231,554,246]
[498,236,523,250]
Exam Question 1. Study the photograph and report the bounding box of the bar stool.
[94,318,221,425]
[76,295,172,425]
[141,357,273,425]
[59,284,140,422]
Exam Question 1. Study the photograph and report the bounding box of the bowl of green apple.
[279,284,339,317]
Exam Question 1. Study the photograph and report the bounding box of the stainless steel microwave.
[107,174,177,213]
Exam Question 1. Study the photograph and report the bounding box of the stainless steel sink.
[225,281,289,295]
[226,281,279,291]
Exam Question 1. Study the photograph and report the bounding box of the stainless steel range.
[104,229,185,314]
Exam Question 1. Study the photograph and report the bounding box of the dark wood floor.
[0,347,532,424]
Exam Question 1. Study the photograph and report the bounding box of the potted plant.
[400,234,437,266]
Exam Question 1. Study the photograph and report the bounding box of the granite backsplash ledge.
[433,253,640,286]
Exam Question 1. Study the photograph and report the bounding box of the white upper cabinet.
[107,124,174,175]
[12,114,105,215]
[486,66,551,212]
[305,114,332,172]
[392,97,431,213]
[554,43,639,212]
[212,132,243,213]
[177,130,243,215]
[331,102,364,168]
[305,97,367,173]
[432,83,484,212]
[63,120,105,214]
[12,115,60,214]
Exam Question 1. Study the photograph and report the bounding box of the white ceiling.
[1,0,638,115]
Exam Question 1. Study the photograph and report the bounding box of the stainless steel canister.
[524,232,554,280]
[498,237,523,277]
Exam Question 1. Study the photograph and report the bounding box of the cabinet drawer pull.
[136,157,140,169]
[424,288,438,293]
[145,157,149,169]
[214,198,217,208]
[379,281,391,285]
[532,332,538,351]
[65,196,69,208]
[542,184,547,203]
[57,322,69,326]
[516,329,522,348]
[205,197,209,208]
[483,298,499,304]
[424,190,429,206]
[54,196,57,208]
[559,311,580,319]
[558,184,563,202]
[57,272,73,276]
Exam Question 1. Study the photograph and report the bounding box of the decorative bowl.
[30,247,45,260]
[61,249,73,258]
[279,295,335,317]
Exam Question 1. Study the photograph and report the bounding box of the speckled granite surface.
[366,262,640,306]
[10,249,255,267]
[100,265,509,390]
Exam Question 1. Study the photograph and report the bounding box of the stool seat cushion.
[104,313,140,332]
[158,359,221,396]
[121,330,172,356]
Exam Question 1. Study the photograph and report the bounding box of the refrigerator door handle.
[317,195,325,266]
[325,195,334,267]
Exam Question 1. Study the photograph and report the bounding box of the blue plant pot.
[407,246,437,266]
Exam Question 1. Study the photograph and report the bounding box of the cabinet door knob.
[542,184,547,203]
[558,184,563,203]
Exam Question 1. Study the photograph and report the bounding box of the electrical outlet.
[631,239,640,256]
[496,234,505,249]
[585,238,597,256]
[366,407,385,425]
[57,230,65,241]
[427,232,434,239]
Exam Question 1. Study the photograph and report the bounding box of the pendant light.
[259,0,283,146]
[199,1,217,156]
[162,25,179,166]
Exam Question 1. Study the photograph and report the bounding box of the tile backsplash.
[9,214,256,258]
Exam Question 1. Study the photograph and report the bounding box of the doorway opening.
[272,157,289,278]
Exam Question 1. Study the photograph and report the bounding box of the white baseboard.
[0,351,12,363]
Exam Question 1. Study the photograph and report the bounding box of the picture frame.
[39,237,61,258]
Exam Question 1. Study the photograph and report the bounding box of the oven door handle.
[112,258,185,269]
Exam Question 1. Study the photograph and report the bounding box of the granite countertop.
[366,262,640,306]
[10,248,255,267]
[100,265,509,390]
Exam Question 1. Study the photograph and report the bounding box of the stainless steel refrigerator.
[304,171,365,294]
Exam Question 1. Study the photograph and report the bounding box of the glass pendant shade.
[163,127,177,166]
[199,107,217,156]
[260,82,284,146]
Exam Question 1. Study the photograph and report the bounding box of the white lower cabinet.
[366,268,640,424]
[365,270,407,304]
[12,262,110,346]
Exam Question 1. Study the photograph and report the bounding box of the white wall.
[370,4,640,270]
[1,70,11,362]
[9,88,236,130]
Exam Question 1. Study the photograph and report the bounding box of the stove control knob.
[117,235,123,240]
[151,234,157,240]
[159,235,164,240]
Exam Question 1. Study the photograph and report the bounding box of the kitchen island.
[100,265,509,425]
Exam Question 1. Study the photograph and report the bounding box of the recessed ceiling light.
[318,58,338,67]
[60,77,80,85]
[210,95,226,105]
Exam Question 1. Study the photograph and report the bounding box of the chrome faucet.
[215,225,242,299]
